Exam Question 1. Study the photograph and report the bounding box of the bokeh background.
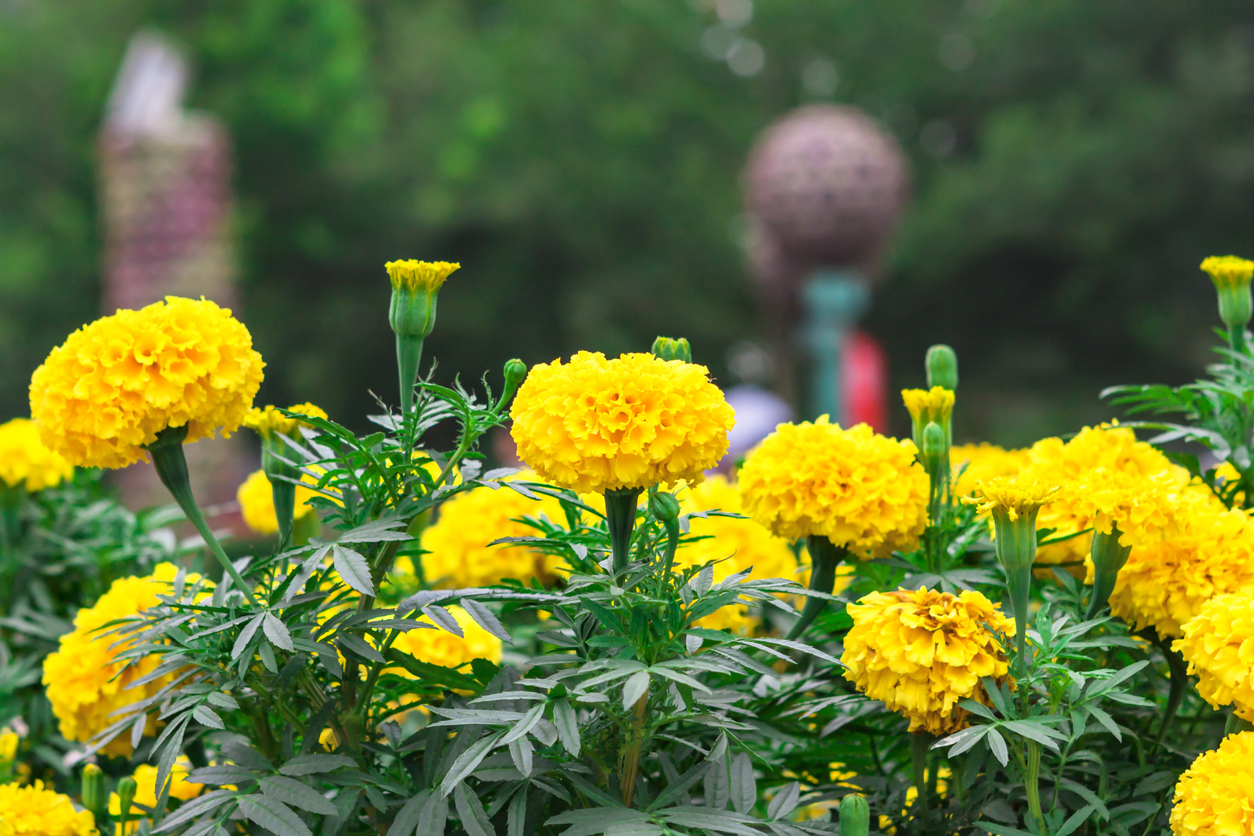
[4,0,1253,454]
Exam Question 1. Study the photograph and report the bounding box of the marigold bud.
[925,344,958,391]
[503,359,527,389]
[116,775,138,821]
[386,260,459,414]
[839,794,870,836]
[651,336,692,363]
[1202,256,1254,330]
[649,490,681,524]
[81,763,105,820]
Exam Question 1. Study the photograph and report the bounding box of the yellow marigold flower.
[963,477,1060,521]
[236,468,320,536]
[385,260,460,292]
[390,606,502,670]
[739,418,929,558]
[1108,489,1254,638]
[841,587,1015,735]
[28,297,264,469]
[108,759,202,833]
[1174,586,1254,720]
[1200,255,1254,290]
[420,477,566,588]
[0,781,98,836]
[42,563,186,756]
[901,387,954,425]
[1169,731,1254,836]
[950,443,1029,497]
[243,402,327,440]
[510,351,735,494]
[0,418,73,491]
[0,727,18,763]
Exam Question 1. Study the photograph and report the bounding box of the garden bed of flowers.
[2,257,1253,836]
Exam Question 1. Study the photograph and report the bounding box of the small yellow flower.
[236,469,321,536]
[1173,586,1254,720]
[108,760,202,834]
[841,587,1015,735]
[243,402,327,440]
[1170,731,1254,836]
[0,781,98,836]
[901,387,954,425]
[385,260,460,292]
[962,477,1060,521]
[0,417,73,492]
[0,727,18,763]
[1200,255,1254,290]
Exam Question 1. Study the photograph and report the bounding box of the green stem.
[1148,631,1188,750]
[1086,525,1131,620]
[1224,711,1254,736]
[910,732,931,812]
[396,333,424,415]
[786,535,846,640]
[1025,741,1044,828]
[1228,323,1245,356]
[620,693,648,806]
[604,488,642,574]
[146,426,259,607]
[270,480,296,545]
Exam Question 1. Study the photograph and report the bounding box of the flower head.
[510,351,735,494]
[841,587,1015,735]
[390,606,502,670]
[419,476,566,589]
[385,260,460,292]
[1200,255,1254,290]
[109,760,202,833]
[42,564,187,756]
[243,402,327,440]
[0,781,98,836]
[29,296,264,469]
[1173,586,1254,720]
[739,418,929,557]
[0,417,73,491]
[901,387,954,426]
[951,443,1029,496]
[237,468,321,536]
[1170,731,1254,836]
[962,477,1059,522]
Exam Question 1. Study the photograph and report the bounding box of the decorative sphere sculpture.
[744,105,909,269]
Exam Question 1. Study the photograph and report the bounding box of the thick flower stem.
[786,536,846,640]
[270,480,297,544]
[1228,324,1245,356]
[1025,741,1044,827]
[1086,525,1131,620]
[620,693,648,806]
[910,732,931,812]
[1148,631,1189,748]
[146,426,259,607]
[605,488,642,574]
[396,333,424,415]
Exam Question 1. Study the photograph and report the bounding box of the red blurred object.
[842,330,888,432]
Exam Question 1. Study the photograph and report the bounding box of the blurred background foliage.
[2,0,1252,449]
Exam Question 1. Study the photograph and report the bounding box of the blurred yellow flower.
[28,296,264,470]
[1200,255,1254,290]
[0,781,98,836]
[901,387,954,426]
[243,402,327,440]
[510,351,734,494]
[1174,586,1254,720]
[390,605,502,670]
[1170,731,1254,836]
[950,443,1029,497]
[0,726,18,763]
[738,418,929,558]
[236,468,321,536]
[841,587,1014,735]
[385,260,460,292]
[0,417,73,491]
[108,759,202,834]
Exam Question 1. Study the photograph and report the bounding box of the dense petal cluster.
[950,443,1029,496]
[1174,586,1254,719]
[0,417,73,491]
[420,477,566,588]
[738,418,929,557]
[243,402,327,440]
[29,297,264,469]
[962,477,1060,521]
[390,606,502,670]
[1170,731,1254,836]
[510,351,735,494]
[385,260,460,292]
[1200,255,1254,289]
[42,564,184,756]
[0,782,98,836]
[1108,489,1254,638]
[842,587,1015,735]
[901,387,954,425]
[236,469,320,536]
[109,760,203,834]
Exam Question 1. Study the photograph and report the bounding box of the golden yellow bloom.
[108,759,202,834]
[739,418,929,557]
[1174,586,1254,720]
[28,296,264,469]
[950,443,1029,497]
[841,587,1015,735]
[1169,731,1254,836]
[1108,489,1254,638]
[243,402,327,440]
[510,351,734,494]
[963,477,1060,522]
[0,781,98,836]
[420,478,566,588]
[236,469,320,536]
[901,387,954,425]
[42,563,186,756]
[390,606,502,670]
[385,260,460,292]
[0,727,18,763]
[1200,255,1254,290]
[0,418,73,491]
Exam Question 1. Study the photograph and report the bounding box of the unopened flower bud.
[504,359,527,389]
[386,260,460,414]
[1086,524,1132,619]
[922,421,946,471]
[651,336,692,363]
[81,763,106,820]
[926,344,958,391]
[116,775,138,821]
[839,793,870,836]
[649,490,681,524]
[1202,255,1254,330]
